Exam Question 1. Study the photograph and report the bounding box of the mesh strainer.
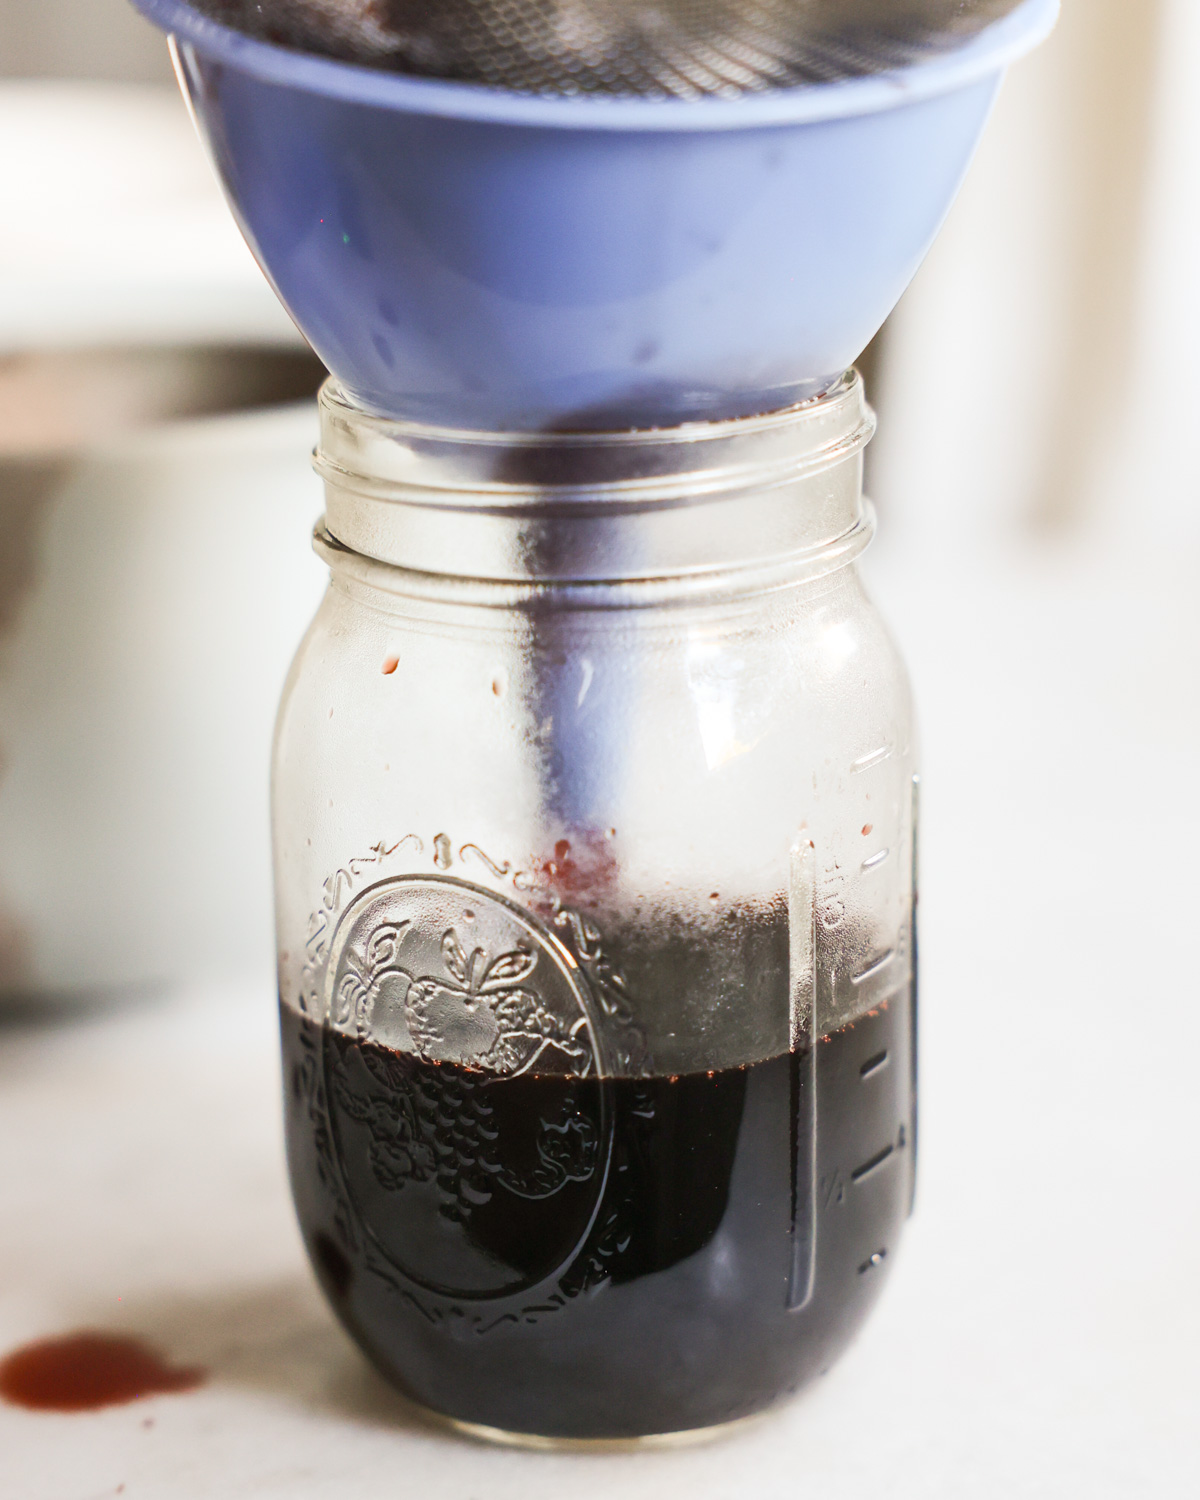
[190,0,1028,97]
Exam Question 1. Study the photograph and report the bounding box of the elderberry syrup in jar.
[273,371,917,1444]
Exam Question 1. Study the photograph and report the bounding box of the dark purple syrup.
[281,989,913,1439]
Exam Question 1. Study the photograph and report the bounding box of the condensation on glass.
[272,371,918,1444]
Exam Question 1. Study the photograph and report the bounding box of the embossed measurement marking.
[851,949,896,988]
[859,1049,889,1078]
[851,1144,895,1183]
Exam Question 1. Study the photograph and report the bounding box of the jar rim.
[315,371,874,510]
[314,373,875,585]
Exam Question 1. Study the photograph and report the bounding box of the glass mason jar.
[273,370,917,1445]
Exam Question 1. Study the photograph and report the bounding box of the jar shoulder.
[276,570,914,775]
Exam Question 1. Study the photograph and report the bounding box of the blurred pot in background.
[0,77,327,1006]
[0,345,326,1001]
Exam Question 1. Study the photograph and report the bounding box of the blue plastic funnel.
[133,0,1057,429]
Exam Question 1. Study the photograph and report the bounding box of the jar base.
[427,1403,773,1452]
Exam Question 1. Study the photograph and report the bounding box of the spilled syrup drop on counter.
[0,1332,205,1412]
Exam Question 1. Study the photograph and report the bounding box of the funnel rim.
[134,0,1058,131]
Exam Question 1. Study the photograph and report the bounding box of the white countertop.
[2,535,1197,1497]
